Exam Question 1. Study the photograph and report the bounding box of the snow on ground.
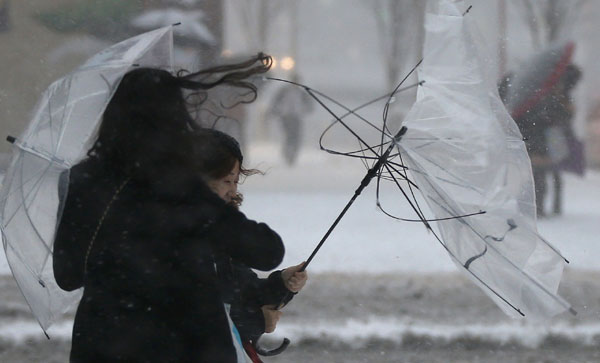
[2,318,600,349]
[0,143,599,275]
[269,319,600,348]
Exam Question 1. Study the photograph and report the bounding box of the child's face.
[207,160,240,204]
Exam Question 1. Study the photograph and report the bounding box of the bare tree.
[235,0,286,53]
[197,0,223,66]
[517,0,589,49]
[370,0,426,91]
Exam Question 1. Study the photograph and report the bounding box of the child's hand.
[261,305,282,333]
[281,262,308,293]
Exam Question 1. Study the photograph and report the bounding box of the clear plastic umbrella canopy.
[397,1,572,319]
[309,0,573,320]
[0,26,174,331]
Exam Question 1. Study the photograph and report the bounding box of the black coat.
[214,257,293,343]
[53,159,284,362]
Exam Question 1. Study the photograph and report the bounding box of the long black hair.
[87,53,272,178]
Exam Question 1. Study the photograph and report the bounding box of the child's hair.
[192,128,261,207]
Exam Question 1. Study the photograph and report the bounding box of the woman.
[53,55,285,362]
[192,129,307,362]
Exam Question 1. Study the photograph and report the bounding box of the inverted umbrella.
[504,41,575,121]
[272,0,574,321]
[0,26,175,333]
[503,41,585,176]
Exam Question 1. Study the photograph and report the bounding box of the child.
[192,128,307,362]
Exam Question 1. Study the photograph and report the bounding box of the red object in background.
[510,42,575,120]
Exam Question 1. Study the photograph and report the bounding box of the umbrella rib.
[0,157,53,207]
[317,81,424,166]
[377,174,484,222]
[536,233,570,264]
[318,120,379,163]
[375,175,438,223]
[46,90,57,153]
[326,140,392,159]
[390,149,430,221]
[268,77,395,140]
[379,169,419,191]
[3,241,53,337]
[377,161,483,223]
[55,85,112,162]
[11,142,69,168]
[418,210,526,316]
[381,59,423,157]
[267,77,411,165]
[55,76,74,156]
[305,88,381,159]
[374,164,526,315]
[339,82,422,124]
[402,150,482,194]
[18,160,54,254]
[430,195,573,313]
[2,156,52,229]
[413,161,573,313]
[2,157,54,285]
[376,163,430,229]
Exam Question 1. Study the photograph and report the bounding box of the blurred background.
[2,0,600,167]
[1,1,599,362]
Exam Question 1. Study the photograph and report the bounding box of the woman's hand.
[261,305,282,333]
[281,262,308,293]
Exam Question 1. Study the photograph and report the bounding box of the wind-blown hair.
[86,53,272,178]
[191,129,261,207]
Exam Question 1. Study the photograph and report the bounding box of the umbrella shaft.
[301,127,407,271]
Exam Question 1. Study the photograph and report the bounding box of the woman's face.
[207,160,240,204]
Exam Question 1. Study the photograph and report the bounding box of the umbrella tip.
[569,307,578,316]
[172,22,181,26]
[6,135,16,144]
[393,126,408,141]
[463,5,473,16]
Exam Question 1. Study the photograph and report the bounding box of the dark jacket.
[53,159,284,362]
[214,256,293,344]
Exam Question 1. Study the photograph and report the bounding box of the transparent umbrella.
[271,0,574,321]
[0,26,175,333]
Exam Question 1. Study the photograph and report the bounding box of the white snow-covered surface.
[269,318,600,348]
[2,318,600,348]
[0,320,73,342]
[0,144,599,276]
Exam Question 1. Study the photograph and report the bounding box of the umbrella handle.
[254,337,290,356]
